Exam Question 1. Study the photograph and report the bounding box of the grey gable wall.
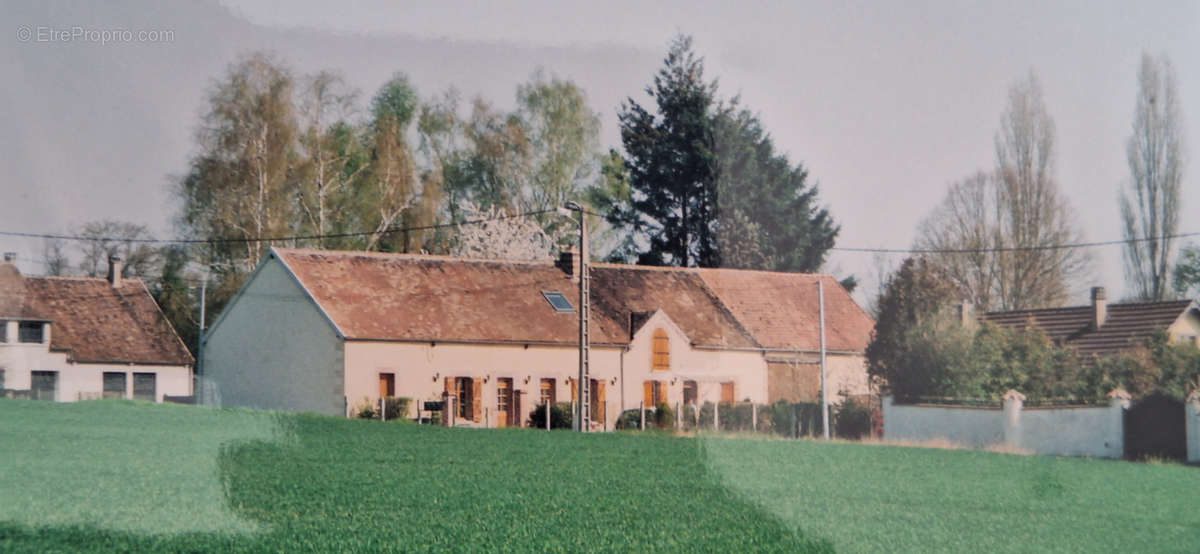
[202,254,344,415]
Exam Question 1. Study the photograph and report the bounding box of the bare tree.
[915,171,999,310]
[41,238,70,276]
[1121,53,1185,301]
[74,220,159,278]
[916,73,1090,311]
[991,72,1091,310]
[295,71,364,249]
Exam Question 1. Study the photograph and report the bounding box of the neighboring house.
[202,247,874,428]
[0,254,193,402]
[979,287,1200,358]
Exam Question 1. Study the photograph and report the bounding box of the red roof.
[273,248,872,352]
[697,268,874,352]
[0,266,193,365]
[982,300,1195,358]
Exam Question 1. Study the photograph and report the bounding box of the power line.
[3,211,1198,256]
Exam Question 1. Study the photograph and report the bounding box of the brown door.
[497,378,513,427]
[379,373,395,398]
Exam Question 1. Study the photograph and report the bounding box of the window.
[0,320,7,342]
[539,378,556,405]
[31,371,57,401]
[683,380,697,405]
[18,322,44,343]
[541,290,574,312]
[497,379,511,413]
[643,380,667,406]
[721,382,735,404]
[103,372,126,399]
[0,369,5,390]
[651,329,669,370]
[378,372,395,398]
[133,373,156,401]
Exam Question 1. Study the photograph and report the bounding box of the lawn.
[0,399,1197,552]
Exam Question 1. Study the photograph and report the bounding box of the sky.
[2,0,1198,305]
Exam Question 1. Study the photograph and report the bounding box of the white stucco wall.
[344,340,622,428]
[202,255,344,415]
[882,396,1005,447]
[1017,404,1124,458]
[623,311,768,410]
[342,311,769,430]
[883,396,1127,458]
[0,321,189,402]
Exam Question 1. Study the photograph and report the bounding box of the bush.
[527,402,573,429]
[834,397,873,439]
[357,397,412,421]
[653,402,675,429]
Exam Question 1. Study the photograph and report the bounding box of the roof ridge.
[273,247,557,267]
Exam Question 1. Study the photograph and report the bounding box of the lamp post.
[559,201,589,432]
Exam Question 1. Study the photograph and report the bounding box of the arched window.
[652,328,669,370]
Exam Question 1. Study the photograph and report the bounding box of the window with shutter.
[683,380,697,405]
[31,371,57,401]
[539,378,556,405]
[133,373,156,401]
[103,372,126,399]
[651,329,669,370]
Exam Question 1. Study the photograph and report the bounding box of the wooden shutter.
[721,382,735,403]
[652,329,669,370]
[656,381,667,404]
[472,378,483,422]
[643,380,653,406]
[591,380,606,422]
[444,376,454,394]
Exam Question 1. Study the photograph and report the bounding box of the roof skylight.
[541,290,575,313]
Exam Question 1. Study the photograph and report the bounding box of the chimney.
[2,252,15,264]
[1091,286,1107,329]
[556,248,580,282]
[107,255,123,287]
[959,299,974,327]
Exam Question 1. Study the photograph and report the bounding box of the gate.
[1124,391,1186,461]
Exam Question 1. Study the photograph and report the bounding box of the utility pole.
[196,270,207,402]
[562,201,590,432]
[819,279,829,440]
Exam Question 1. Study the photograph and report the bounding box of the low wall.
[881,397,1003,448]
[883,392,1128,459]
[1187,394,1200,463]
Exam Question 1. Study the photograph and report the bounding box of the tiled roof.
[697,269,874,352]
[0,268,193,365]
[272,248,868,351]
[982,300,1195,358]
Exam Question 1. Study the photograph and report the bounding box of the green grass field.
[1,399,1197,552]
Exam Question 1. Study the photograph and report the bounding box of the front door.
[497,378,513,427]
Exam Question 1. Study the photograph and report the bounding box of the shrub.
[356,397,412,421]
[526,402,573,429]
[834,397,873,439]
[653,402,675,429]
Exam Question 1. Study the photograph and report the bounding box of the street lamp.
[559,201,589,432]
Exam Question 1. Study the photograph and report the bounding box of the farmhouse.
[978,286,1200,357]
[0,254,193,402]
[201,248,873,428]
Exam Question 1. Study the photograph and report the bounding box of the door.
[379,373,395,398]
[497,378,513,427]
